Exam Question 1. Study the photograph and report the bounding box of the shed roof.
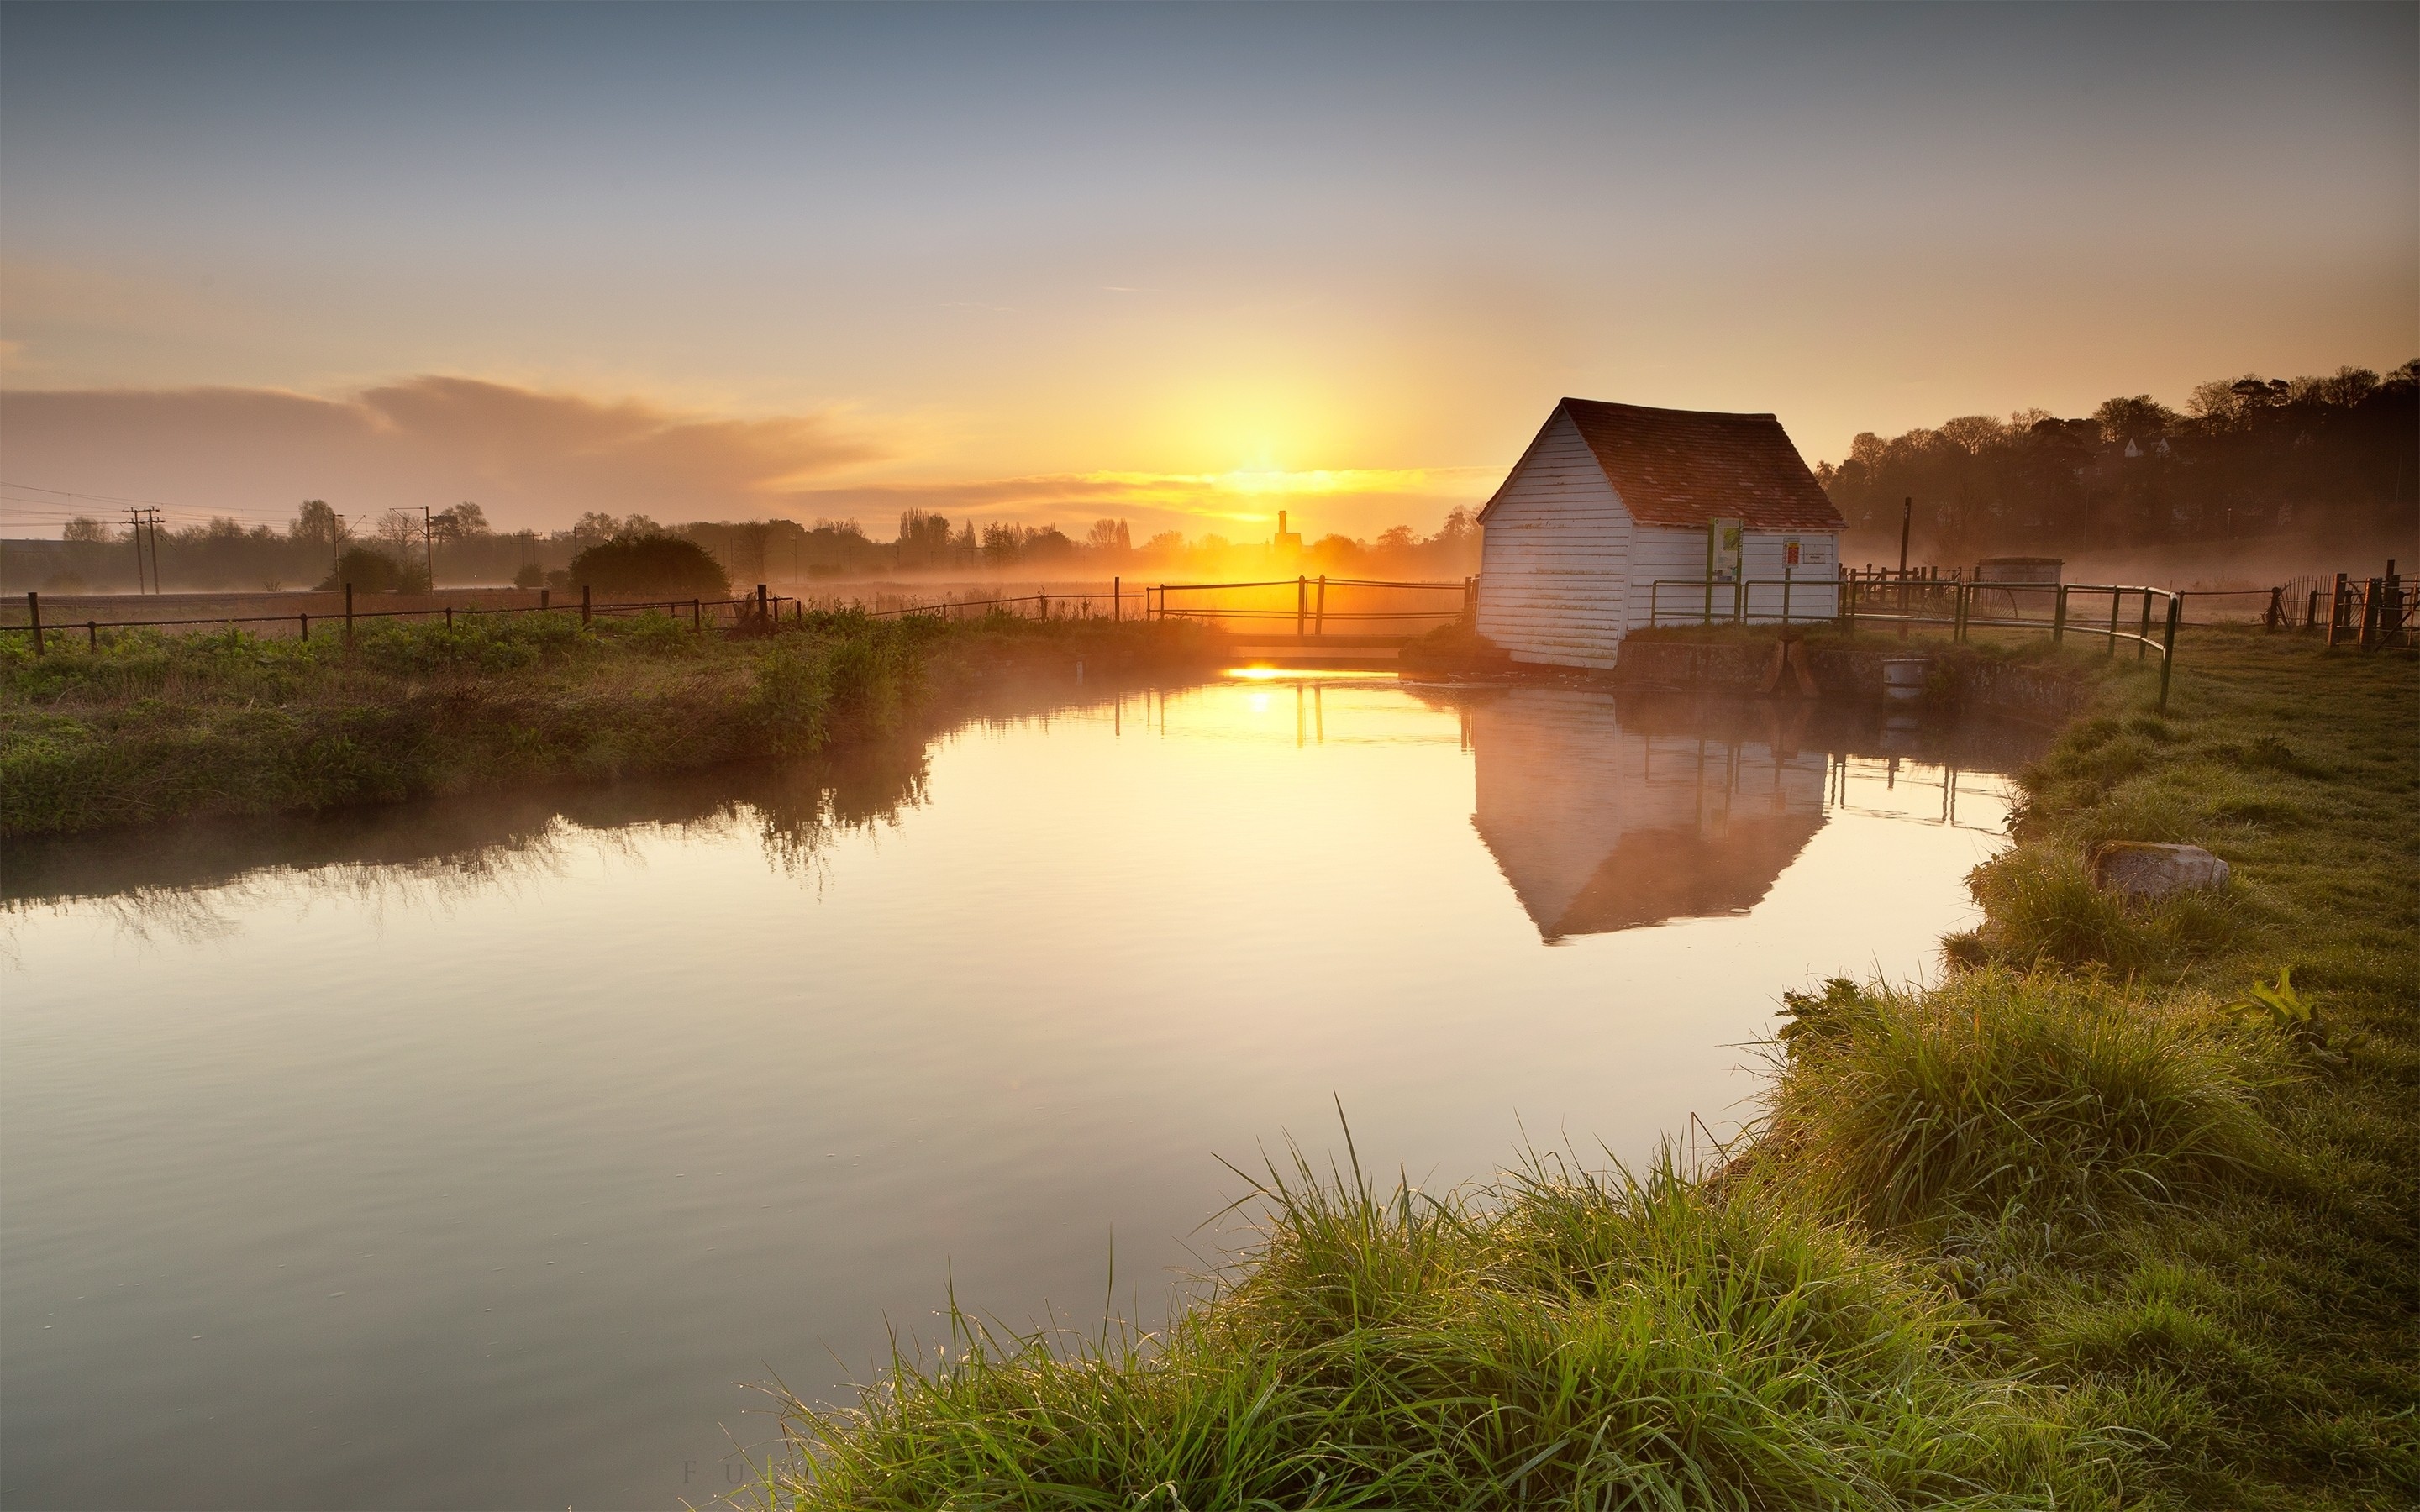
[1485,398,1846,532]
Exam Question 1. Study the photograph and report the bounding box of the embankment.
[765,626,2418,1509]
[0,611,1222,838]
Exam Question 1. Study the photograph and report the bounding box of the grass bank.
[0,609,1218,837]
[765,627,2417,1510]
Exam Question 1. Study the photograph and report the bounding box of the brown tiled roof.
[1496,398,1845,532]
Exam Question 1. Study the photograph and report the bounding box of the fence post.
[1316,575,1327,636]
[1297,575,1307,638]
[2052,585,2068,645]
[2325,573,2347,648]
[345,583,355,648]
[1038,592,1047,620]
[2137,588,2152,660]
[26,591,42,656]
[87,620,97,650]
[1781,567,1792,627]
[1113,575,1120,622]
[300,612,309,643]
[757,583,768,625]
[1702,572,1712,627]
[1733,573,1744,627]
[2361,578,2382,652]
[2106,586,2122,654]
[581,585,592,626]
[2264,585,2282,632]
[692,598,701,631]
[2304,589,2317,629]
[2157,593,2181,712]
[445,606,453,630]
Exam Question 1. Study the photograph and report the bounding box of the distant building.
[1271,510,1302,558]
[1474,399,1845,669]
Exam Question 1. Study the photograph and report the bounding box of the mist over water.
[1,674,2045,1509]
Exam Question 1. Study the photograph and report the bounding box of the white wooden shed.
[1474,399,1847,669]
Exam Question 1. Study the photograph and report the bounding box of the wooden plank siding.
[1475,412,1634,669]
[1634,528,1842,627]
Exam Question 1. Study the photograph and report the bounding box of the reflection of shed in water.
[1470,689,1828,941]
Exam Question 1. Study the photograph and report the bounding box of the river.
[0,672,2044,1509]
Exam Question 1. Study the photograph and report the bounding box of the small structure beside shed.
[1474,398,1846,669]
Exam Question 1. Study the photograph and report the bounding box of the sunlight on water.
[0,675,2044,1510]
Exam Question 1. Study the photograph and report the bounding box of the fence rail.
[856,575,1476,640]
[4,583,803,652]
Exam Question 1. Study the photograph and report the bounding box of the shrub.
[567,533,729,598]
[511,563,544,589]
[315,546,426,594]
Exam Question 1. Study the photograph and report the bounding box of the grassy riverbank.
[0,610,1218,837]
[768,627,2417,1510]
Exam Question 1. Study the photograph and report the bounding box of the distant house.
[1475,399,1846,669]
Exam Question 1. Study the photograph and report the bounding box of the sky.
[2,3,2413,542]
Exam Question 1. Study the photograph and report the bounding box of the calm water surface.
[2,675,2044,1509]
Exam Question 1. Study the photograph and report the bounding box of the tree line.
[1817,360,2418,563]
[9,498,1481,594]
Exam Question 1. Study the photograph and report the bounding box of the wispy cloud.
[0,377,885,529]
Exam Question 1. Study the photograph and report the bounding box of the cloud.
[0,376,883,531]
[0,375,1490,541]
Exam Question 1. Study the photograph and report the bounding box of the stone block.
[2089,841,2230,900]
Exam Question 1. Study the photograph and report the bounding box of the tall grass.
[1760,970,2296,1233]
[771,1141,2113,1510]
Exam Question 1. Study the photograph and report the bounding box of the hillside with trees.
[1818,361,2417,566]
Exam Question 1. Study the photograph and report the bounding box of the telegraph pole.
[125,507,147,593]
[423,506,436,591]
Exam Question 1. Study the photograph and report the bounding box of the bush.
[511,564,544,590]
[567,533,729,598]
[316,547,426,594]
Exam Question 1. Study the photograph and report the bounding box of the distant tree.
[2091,396,2179,444]
[568,533,731,597]
[375,509,422,557]
[433,501,489,541]
[981,522,1022,566]
[1085,518,1131,554]
[897,509,955,566]
[61,516,113,543]
[512,563,545,589]
[290,499,345,548]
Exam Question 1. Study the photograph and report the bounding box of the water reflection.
[2,671,2047,1511]
[1460,690,2037,942]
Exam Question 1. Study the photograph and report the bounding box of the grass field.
[764,626,2418,1510]
[0,608,1219,837]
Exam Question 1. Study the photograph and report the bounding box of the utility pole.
[125,507,147,593]
[423,506,436,591]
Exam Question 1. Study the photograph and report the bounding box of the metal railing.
[1647,575,2189,710]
